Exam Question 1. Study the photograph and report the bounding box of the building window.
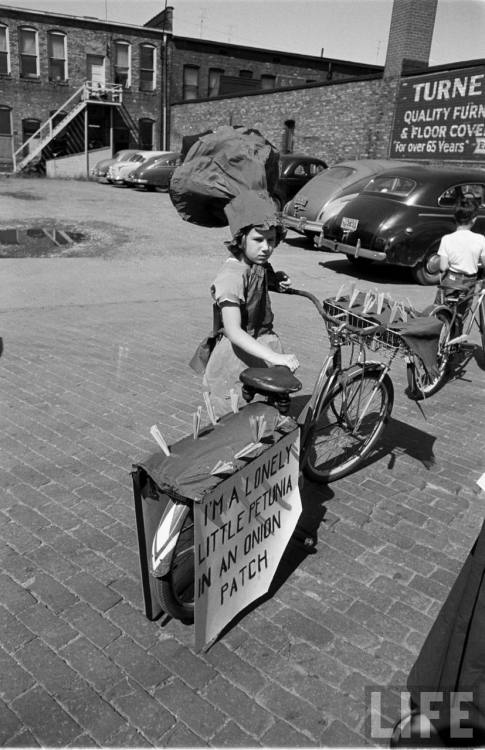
[139,44,155,91]
[114,40,131,87]
[19,27,39,78]
[48,31,66,81]
[0,24,10,75]
[21,117,41,158]
[239,70,253,79]
[282,119,295,153]
[0,105,12,135]
[0,105,13,165]
[208,67,223,98]
[183,65,199,100]
[261,74,276,90]
[139,118,153,149]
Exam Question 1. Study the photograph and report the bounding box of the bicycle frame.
[434,281,485,351]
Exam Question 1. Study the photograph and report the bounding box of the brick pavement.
[1,178,485,747]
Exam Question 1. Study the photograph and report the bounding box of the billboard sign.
[389,66,485,161]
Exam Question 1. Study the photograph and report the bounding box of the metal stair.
[13,81,123,173]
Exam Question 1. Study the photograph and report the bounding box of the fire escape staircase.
[13,81,125,173]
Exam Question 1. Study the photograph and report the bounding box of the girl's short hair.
[455,197,479,225]
[225,223,286,255]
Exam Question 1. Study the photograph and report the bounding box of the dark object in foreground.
[169,125,279,227]
[391,520,485,746]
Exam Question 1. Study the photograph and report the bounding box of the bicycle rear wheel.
[155,507,195,623]
[302,365,393,483]
[406,310,452,400]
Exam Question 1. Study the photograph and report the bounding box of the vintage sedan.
[107,151,169,185]
[282,159,409,241]
[317,164,485,284]
[90,149,139,181]
[126,151,182,190]
[272,153,327,211]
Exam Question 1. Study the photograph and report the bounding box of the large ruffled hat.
[223,189,285,250]
[169,125,280,228]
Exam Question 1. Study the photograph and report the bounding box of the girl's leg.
[203,333,283,418]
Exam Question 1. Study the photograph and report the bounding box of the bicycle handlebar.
[283,287,384,337]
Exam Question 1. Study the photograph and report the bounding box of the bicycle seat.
[240,365,302,395]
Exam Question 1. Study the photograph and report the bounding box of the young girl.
[190,189,299,418]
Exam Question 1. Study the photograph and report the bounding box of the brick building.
[168,0,485,169]
[0,2,382,174]
[144,5,381,104]
[0,4,168,172]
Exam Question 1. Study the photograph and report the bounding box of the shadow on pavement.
[290,394,437,474]
[284,235,317,251]
[374,415,437,471]
[318,258,415,286]
[215,477,332,641]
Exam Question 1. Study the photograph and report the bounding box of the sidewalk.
[1,178,484,747]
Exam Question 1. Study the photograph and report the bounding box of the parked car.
[107,151,169,185]
[272,153,327,211]
[317,164,485,284]
[126,151,182,191]
[90,149,139,181]
[282,159,410,241]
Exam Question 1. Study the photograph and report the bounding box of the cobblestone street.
[1,177,484,747]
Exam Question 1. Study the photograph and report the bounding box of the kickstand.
[414,399,427,420]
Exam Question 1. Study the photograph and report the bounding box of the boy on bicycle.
[435,197,485,314]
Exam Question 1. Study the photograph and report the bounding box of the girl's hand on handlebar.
[272,352,300,372]
[274,271,292,292]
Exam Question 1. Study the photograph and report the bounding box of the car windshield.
[364,175,416,197]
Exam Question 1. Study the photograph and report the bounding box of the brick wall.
[168,38,381,103]
[170,76,399,165]
[384,0,438,78]
[0,9,164,153]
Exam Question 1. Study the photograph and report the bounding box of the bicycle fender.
[430,305,453,323]
[151,501,190,578]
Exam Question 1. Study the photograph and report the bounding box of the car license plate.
[340,217,359,231]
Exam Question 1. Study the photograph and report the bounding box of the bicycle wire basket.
[322,298,409,354]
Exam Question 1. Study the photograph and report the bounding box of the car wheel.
[412,242,441,285]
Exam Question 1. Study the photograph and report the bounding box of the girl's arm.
[221,303,299,371]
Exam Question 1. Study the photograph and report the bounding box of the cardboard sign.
[194,429,301,651]
[389,66,485,161]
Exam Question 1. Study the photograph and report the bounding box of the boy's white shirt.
[438,228,485,275]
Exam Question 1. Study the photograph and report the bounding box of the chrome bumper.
[316,234,387,262]
[282,215,322,235]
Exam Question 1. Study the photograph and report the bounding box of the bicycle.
[406,277,485,399]
[141,288,425,623]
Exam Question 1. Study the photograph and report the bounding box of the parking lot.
[1,176,485,747]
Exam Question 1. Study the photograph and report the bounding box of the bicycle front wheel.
[406,310,452,400]
[302,366,393,483]
[155,507,195,623]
